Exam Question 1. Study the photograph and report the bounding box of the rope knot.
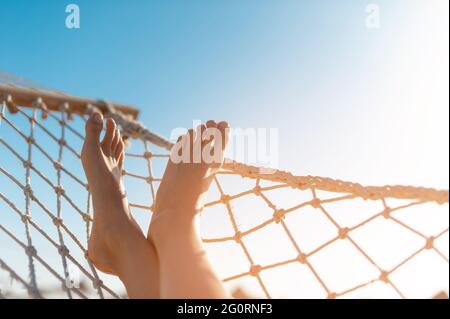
[297,253,307,264]
[338,227,350,239]
[379,271,389,283]
[59,102,73,120]
[146,177,154,184]
[33,97,48,119]
[21,215,31,223]
[23,185,34,199]
[273,209,285,223]
[25,136,35,145]
[310,198,321,209]
[54,186,65,196]
[425,236,434,249]
[82,213,91,223]
[249,265,262,277]
[22,160,33,169]
[233,231,242,243]
[144,151,153,159]
[327,292,337,299]
[2,94,20,113]
[382,207,391,219]
[220,194,231,204]
[253,186,261,196]
[58,139,66,146]
[58,245,69,256]
[52,217,63,227]
[25,245,37,257]
[53,161,63,170]
[92,279,103,289]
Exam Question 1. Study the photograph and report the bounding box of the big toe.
[101,118,117,155]
[85,112,103,144]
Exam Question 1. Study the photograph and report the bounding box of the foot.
[149,120,229,242]
[81,112,142,275]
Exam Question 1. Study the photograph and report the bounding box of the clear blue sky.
[0,0,448,298]
[1,0,448,188]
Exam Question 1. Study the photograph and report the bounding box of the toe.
[175,135,183,154]
[206,120,217,128]
[217,121,229,130]
[101,118,116,155]
[111,127,120,153]
[187,128,195,140]
[204,120,218,147]
[197,124,207,141]
[115,138,124,160]
[85,112,103,143]
[170,134,185,163]
[187,128,195,162]
[193,124,207,163]
[217,121,230,150]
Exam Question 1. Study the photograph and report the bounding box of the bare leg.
[148,120,231,299]
[81,112,159,298]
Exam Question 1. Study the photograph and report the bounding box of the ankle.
[152,207,199,226]
[150,210,200,244]
[90,180,124,202]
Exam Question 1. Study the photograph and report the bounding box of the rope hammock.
[0,83,448,299]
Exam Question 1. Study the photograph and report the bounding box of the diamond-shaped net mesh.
[0,84,448,299]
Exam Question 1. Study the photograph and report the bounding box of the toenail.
[93,112,102,123]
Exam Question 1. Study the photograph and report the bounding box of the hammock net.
[0,78,448,299]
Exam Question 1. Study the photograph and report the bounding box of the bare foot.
[81,112,142,275]
[147,120,231,299]
[149,120,229,241]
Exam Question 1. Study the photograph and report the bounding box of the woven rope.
[0,95,448,299]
